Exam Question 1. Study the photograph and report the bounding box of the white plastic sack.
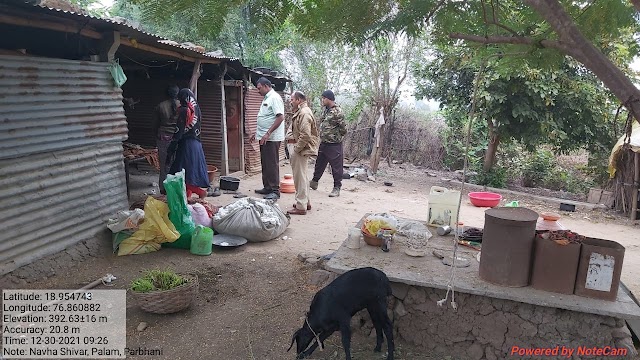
[188,203,212,228]
[212,197,290,242]
[107,209,145,233]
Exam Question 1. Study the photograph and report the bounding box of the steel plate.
[213,234,248,247]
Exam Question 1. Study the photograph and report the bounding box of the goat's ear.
[287,329,300,352]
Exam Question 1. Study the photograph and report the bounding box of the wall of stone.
[350,282,638,360]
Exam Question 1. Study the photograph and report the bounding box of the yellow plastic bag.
[118,197,180,256]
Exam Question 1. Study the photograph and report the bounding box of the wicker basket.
[132,274,199,314]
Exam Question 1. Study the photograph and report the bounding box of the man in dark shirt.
[152,85,179,194]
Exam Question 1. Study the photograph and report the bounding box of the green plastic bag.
[163,170,196,249]
[108,59,127,88]
[505,201,519,207]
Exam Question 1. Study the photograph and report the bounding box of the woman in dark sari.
[168,88,210,198]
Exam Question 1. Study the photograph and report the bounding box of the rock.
[394,301,407,318]
[405,287,426,305]
[390,283,409,300]
[309,270,333,287]
[297,253,311,262]
[466,343,484,360]
[611,326,631,339]
[355,172,368,181]
[617,337,639,357]
[137,322,148,332]
[485,346,498,360]
[601,317,618,327]
[426,172,437,177]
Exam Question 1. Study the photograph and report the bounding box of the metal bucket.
[479,207,539,287]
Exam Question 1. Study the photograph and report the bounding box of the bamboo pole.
[631,152,640,220]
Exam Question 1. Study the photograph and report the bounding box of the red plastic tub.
[468,192,502,207]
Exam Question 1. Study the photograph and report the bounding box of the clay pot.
[280,174,295,193]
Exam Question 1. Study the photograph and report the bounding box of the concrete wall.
[350,282,638,360]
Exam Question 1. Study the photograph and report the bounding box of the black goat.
[288,267,394,360]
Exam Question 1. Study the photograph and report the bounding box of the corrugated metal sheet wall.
[198,79,224,172]
[244,88,262,174]
[243,88,287,175]
[0,55,128,275]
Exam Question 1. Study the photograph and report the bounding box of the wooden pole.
[370,124,385,173]
[189,60,202,99]
[631,152,640,220]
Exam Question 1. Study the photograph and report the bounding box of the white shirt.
[256,89,285,141]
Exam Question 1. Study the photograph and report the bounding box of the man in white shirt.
[250,77,285,200]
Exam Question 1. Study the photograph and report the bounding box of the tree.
[111,1,288,70]
[130,0,640,169]
[281,34,357,108]
[416,46,617,172]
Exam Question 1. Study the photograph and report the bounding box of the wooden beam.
[189,59,202,98]
[120,37,195,62]
[99,31,120,62]
[0,13,102,39]
[119,37,221,65]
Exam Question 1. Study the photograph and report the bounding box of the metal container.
[574,238,625,301]
[437,225,452,236]
[220,176,240,191]
[479,207,539,287]
[530,234,581,294]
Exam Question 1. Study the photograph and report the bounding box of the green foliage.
[475,167,508,188]
[521,149,555,187]
[440,109,487,170]
[110,1,286,70]
[129,269,188,293]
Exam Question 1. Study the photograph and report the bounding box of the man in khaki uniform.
[286,91,319,215]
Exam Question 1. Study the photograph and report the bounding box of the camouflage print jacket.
[319,104,347,143]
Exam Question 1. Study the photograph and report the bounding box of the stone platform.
[325,217,640,359]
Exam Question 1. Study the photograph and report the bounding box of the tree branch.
[630,0,640,13]
[448,32,580,58]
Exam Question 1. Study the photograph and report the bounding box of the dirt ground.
[9,160,640,359]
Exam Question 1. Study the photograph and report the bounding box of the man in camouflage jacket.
[310,90,347,197]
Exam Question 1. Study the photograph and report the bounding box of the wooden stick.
[632,152,640,220]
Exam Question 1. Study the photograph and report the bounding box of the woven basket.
[132,274,199,314]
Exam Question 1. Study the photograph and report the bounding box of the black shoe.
[263,192,280,200]
[255,188,272,195]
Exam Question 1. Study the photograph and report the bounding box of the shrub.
[521,150,555,187]
[474,167,508,188]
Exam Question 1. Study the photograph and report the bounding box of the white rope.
[437,62,486,311]
[305,316,323,351]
